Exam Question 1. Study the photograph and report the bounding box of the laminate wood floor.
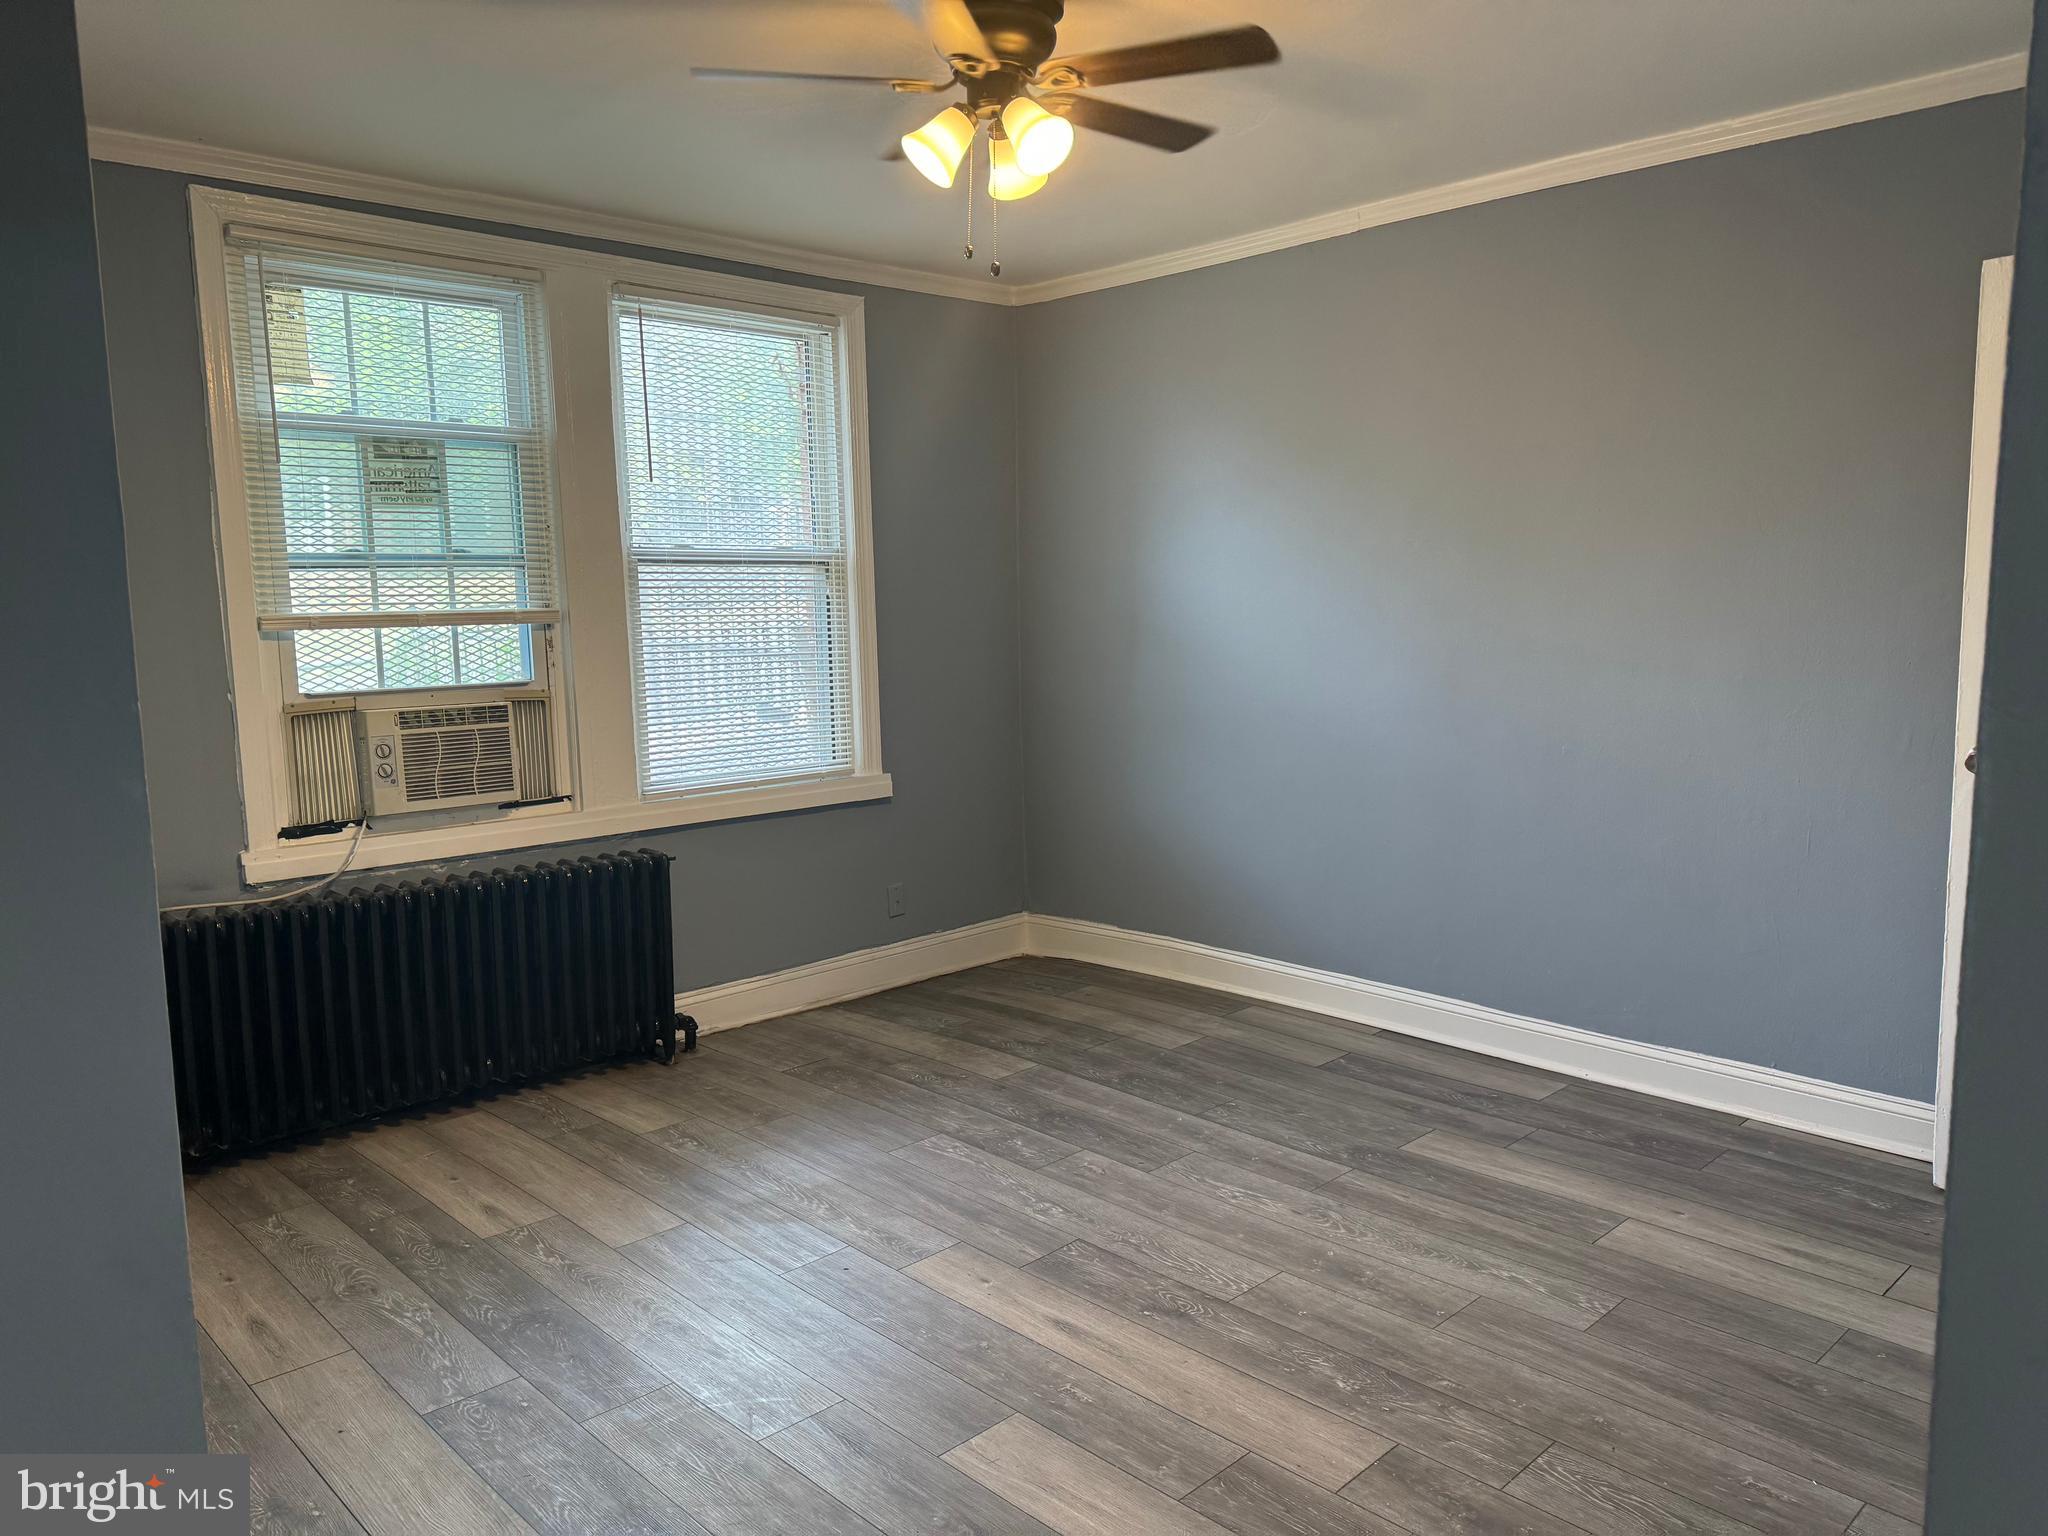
[184,958,1939,1535]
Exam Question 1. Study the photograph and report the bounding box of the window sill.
[238,771,894,885]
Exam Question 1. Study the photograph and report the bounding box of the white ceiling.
[79,0,2028,290]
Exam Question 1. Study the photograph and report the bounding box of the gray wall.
[1928,3,2048,1523]
[94,96,2020,1097]
[0,2,204,1450]
[1017,95,2022,1101]
[94,163,1026,988]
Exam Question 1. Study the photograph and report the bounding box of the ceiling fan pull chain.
[990,189,1001,278]
[964,141,976,260]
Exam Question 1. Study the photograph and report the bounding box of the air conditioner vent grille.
[510,696,555,800]
[286,704,361,827]
[400,722,517,803]
[395,704,510,730]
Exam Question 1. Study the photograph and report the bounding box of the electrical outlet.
[885,882,906,919]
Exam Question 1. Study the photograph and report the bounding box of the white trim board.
[680,914,1029,1032]
[1025,915,1935,1162]
[676,911,1935,1161]
[1934,255,2014,1189]
[88,50,2021,310]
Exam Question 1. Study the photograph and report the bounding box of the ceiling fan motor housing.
[963,0,1066,72]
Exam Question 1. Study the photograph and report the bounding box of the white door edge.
[1934,254,2013,1189]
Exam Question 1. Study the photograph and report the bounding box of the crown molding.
[85,126,1016,306]
[1007,51,2029,304]
[90,51,2023,311]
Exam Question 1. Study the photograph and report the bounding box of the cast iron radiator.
[160,850,697,1161]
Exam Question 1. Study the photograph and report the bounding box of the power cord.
[160,817,371,914]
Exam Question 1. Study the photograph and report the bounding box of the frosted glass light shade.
[901,106,975,188]
[1001,97,1074,176]
[988,133,1047,201]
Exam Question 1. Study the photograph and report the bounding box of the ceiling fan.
[694,0,1278,270]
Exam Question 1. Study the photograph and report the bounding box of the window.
[615,292,856,795]
[221,236,560,697]
[193,190,888,883]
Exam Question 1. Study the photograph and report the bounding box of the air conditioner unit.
[280,693,557,827]
[354,695,557,816]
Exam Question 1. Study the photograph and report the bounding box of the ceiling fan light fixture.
[988,132,1048,201]
[901,105,976,187]
[1000,96,1074,176]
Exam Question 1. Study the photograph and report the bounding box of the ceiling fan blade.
[890,0,993,61]
[1040,25,1278,89]
[692,67,948,90]
[1047,93,1214,153]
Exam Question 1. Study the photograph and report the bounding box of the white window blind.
[221,232,561,686]
[614,290,855,795]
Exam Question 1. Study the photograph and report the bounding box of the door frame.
[1934,254,2013,1189]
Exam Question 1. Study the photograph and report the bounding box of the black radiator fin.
[161,850,686,1161]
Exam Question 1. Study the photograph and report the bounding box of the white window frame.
[192,188,889,883]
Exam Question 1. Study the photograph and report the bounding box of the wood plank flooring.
[184,957,1938,1535]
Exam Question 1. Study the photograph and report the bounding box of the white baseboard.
[674,910,1933,1162]
[1025,914,1934,1162]
[678,914,1029,1033]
